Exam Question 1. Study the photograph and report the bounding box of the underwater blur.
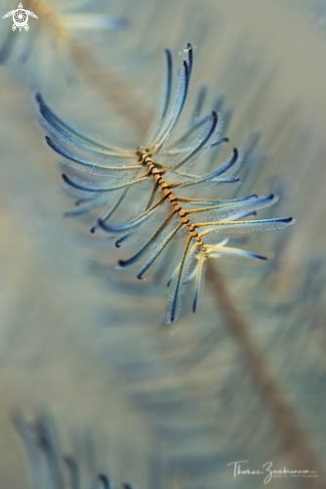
[0,0,325,488]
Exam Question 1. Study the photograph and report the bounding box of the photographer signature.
[227,460,318,485]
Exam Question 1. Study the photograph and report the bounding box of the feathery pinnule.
[12,411,135,489]
[0,0,131,107]
[36,43,294,323]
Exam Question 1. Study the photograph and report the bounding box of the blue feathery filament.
[36,43,294,324]
[12,411,135,489]
[1,2,128,72]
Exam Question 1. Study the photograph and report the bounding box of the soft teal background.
[0,1,325,488]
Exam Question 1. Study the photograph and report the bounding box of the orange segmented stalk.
[138,149,208,254]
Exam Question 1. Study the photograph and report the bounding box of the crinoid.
[12,411,134,489]
[0,0,128,86]
[36,43,294,323]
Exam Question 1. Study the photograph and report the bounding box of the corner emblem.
[3,3,38,32]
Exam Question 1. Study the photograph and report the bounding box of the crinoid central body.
[36,43,294,323]
[137,147,208,253]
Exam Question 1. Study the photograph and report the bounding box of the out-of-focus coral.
[291,0,326,30]
[13,411,136,488]
[0,0,128,87]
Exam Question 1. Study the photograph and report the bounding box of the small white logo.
[3,3,38,32]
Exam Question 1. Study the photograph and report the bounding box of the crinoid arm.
[12,411,135,489]
[36,43,295,324]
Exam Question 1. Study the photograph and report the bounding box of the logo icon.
[3,3,38,32]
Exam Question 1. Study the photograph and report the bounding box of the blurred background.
[0,0,325,488]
